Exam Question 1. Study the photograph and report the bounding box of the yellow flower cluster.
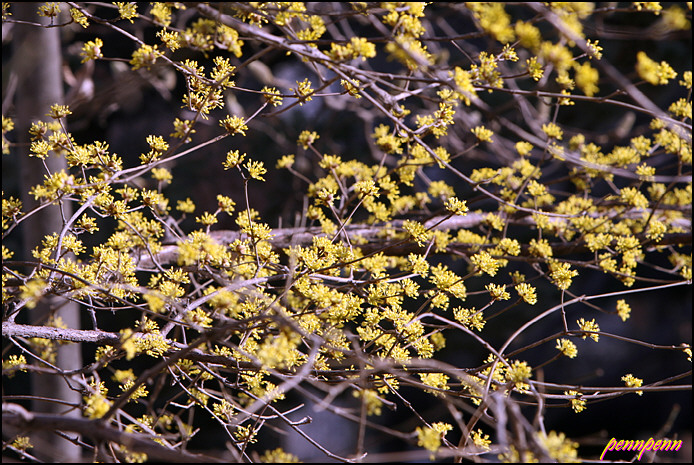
[471,250,502,276]
[2,4,690,461]
[577,318,600,342]
[636,51,678,85]
[622,373,644,395]
[549,260,578,290]
[453,306,485,331]
[565,390,586,413]
[616,299,632,321]
[505,360,532,393]
[556,338,578,358]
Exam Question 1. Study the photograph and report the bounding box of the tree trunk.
[13,3,83,461]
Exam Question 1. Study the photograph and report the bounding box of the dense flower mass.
[2,2,691,463]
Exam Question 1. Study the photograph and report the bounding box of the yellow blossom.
[403,220,433,246]
[505,360,532,384]
[10,436,33,452]
[444,196,468,215]
[549,261,578,290]
[471,125,494,142]
[577,318,600,342]
[468,2,514,43]
[486,283,510,300]
[83,379,111,419]
[565,390,586,413]
[621,373,643,395]
[616,299,631,321]
[556,338,578,358]
[419,372,449,396]
[416,426,442,454]
[620,187,649,208]
[38,2,61,18]
[245,160,267,181]
[453,306,485,331]
[276,154,294,169]
[130,44,162,70]
[542,122,563,140]
[262,86,283,106]
[47,104,71,119]
[223,150,246,169]
[407,253,430,277]
[260,448,300,463]
[515,282,537,305]
[661,5,691,30]
[234,425,258,444]
[2,354,28,378]
[574,62,599,96]
[636,51,677,85]
[115,2,138,22]
[353,389,384,416]
[539,431,580,462]
[151,167,172,183]
[220,115,247,136]
[290,78,313,105]
[471,250,501,276]
[176,198,195,213]
[297,130,319,148]
[470,428,491,451]
[515,141,534,156]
